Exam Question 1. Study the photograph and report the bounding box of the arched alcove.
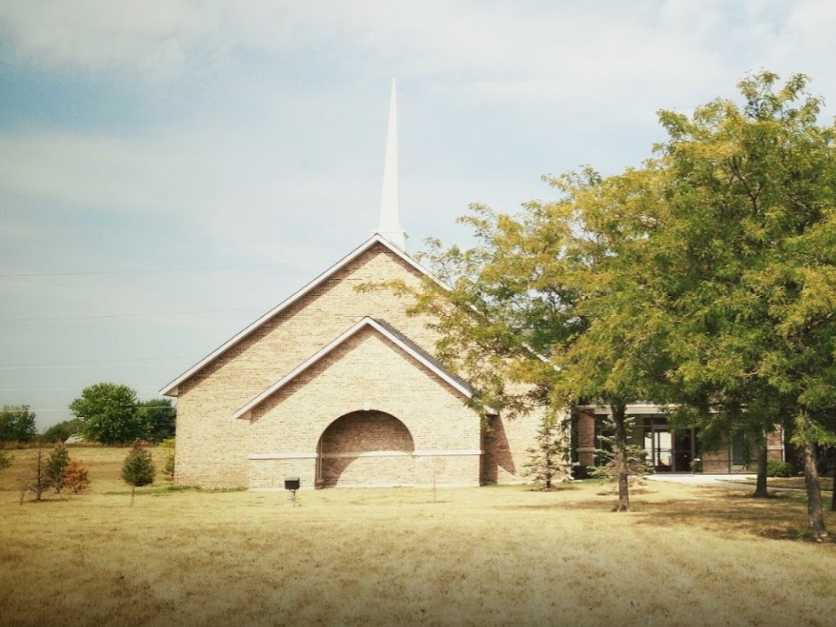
[316,410,415,487]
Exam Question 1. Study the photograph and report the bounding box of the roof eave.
[159,234,441,396]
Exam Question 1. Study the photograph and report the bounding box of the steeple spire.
[377,78,406,250]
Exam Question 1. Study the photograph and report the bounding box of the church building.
[160,82,544,489]
[161,83,783,489]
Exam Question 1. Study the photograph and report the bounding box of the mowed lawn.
[1,448,835,627]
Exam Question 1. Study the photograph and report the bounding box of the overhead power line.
[0,356,193,370]
[0,264,285,279]
[2,306,260,324]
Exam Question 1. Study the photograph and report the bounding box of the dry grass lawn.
[733,475,834,493]
[1,447,835,627]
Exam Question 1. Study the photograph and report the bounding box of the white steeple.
[377,78,407,250]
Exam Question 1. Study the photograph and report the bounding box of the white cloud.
[1,1,833,102]
[3,0,836,427]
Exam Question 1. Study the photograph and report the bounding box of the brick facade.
[574,410,785,474]
[170,241,543,489]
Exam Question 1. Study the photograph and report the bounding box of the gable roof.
[230,316,476,419]
[160,233,443,397]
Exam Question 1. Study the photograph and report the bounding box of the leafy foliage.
[767,460,794,478]
[0,449,11,473]
[160,437,176,481]
[0,405,37,442]
[523,417,569,490]
[139,399,176,443]
[588,416,653,482]
[63,460,90,494]
[45,443,70,494]
[68,384,175,444]
[70,383,143,445]
[652,71,835,538]
[122,442,155,505]
[23,450,51,501]
[41,418,82,443]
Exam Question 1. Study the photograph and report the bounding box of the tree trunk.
[612,403,630,512]
[752,432,769,499]
[130,485,135,507]
[831,455,835,513]
[802,440,828,541]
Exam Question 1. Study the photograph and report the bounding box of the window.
[731,431,750,466]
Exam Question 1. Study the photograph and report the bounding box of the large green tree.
[138,398,176,443]
[0,405,37,442]
[384,164,670,511]
[654,72,835,539]
[70,383,143,445]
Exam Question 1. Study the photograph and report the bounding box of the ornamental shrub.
[63,460,90,494]
[766,459,793,478]
[46,443,70,494]
[121,441,155,505]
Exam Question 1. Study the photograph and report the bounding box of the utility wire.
[0,264,285,279]
[0,356,193,370]
[2,306,261,323]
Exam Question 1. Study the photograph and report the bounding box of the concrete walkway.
[645,473,755,486]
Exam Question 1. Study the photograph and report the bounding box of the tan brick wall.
[481,404,554,484]
[767,427,785,462]
[320,410,414,453]
[247,327,481,488]
[173,244,543,489]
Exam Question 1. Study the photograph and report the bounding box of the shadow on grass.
[103,485,245,497]
[630,489,836,545]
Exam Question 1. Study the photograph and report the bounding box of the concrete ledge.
[249,449,482,460]
[249,453,317,460]
[250,481,481,492]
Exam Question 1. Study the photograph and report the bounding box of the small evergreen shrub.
[523,417,569,490]
[160,437,176,481]
[766,459,793,477]
[122,441,155,505]
[23,449,51,501]
[0,448,11,473]
[63,460,90,494]
[46,443,70,494]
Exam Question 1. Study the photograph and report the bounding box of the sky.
[2,1,836,430]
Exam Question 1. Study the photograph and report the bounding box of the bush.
[22,449,51,501]
[122,442,155,505]
[63,460,90,494]
[41,418,82,443]
[160,437,176,481]
[0,405,37,443]
[0,448,11,473]
[767,459,793,477]
[70,383,143,445]
[46,443,70,493]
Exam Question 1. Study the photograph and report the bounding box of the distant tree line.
[0,383,175,446]
[69,383,175,445]
[0,405,37,442]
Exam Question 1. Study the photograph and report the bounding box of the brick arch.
[315,410,416,488]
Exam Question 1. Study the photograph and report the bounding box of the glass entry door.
[643,421,672,472]
[642,418,700,472]
[674,429,694,472]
